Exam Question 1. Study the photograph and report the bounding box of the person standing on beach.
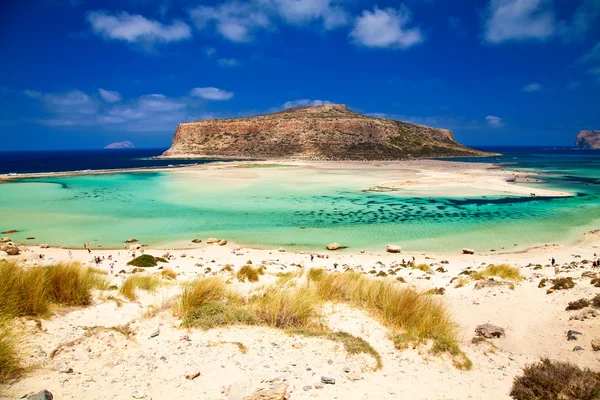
[68,250,72,259]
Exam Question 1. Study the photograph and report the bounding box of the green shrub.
[127,255,166,268]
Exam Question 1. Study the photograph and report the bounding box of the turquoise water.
[1,148,599,252]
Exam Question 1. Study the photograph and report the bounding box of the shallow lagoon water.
[1,148,599,252]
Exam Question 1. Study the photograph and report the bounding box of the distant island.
[105,141,135,149]
[575,130,600,149]
[161,104,490,160]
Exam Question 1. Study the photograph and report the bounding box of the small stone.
[315,384,324,389]
[327,359,333,365]
[343,367,350,373]
[573,346,584,351]
[321,376,335,385]
[475,323,505,339]
[132,390,146,399]
[160,356,166,361]
[592,339,600,351]
[347,373,361,381]
[53,361,73,374]
[27,390,53,400]
[150,327,160,338]
[303,386,312,391]
[567,330,582,341]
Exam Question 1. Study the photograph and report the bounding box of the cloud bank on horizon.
[0,0,599,149]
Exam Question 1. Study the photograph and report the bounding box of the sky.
[0,0,599,151]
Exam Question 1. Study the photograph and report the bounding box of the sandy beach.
[0,159,571,198]
[2,231,600,399]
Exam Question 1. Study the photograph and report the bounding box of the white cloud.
[189,0,348,42]
[273,0,348,29]
[98,88,122,103]
[522,83,542,92]
[217,58,239,67]
[138,94,187,111]
[23,88,212,131]
[350,6,423,49]
[190,87,234,100]
[86,11,192,46]
[283,99,331,108]
[485,115,503,127]
[190,2,271,42]
[483,0,556,43]
[483,0,600,44]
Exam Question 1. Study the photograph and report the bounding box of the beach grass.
[472,264,523,281]
[249,286,321,329]
[160,268,178,280]
[120,275,162,301]
[413,263,431,272]
[0,260,107,318]
[177,277,229,319]
[236,265,266,282]
[0,317,23,383]
[307,269,470,369]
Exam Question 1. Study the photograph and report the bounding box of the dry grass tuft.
[307,269,469,369]
[178,277,321,331]
[472,264,523,281]
[250,286,321,329]
[413,264,431,272]
[184,301,255,329]
[237,265,265,282]
[177,277,228,319]
[454,277,469,288]
[120,275,162,301]
[0,317,23,383]
[160,268,178,280]
[276,269,304,285]
[510,358,600,400]
[0,260,107,318]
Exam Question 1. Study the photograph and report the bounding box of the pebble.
[343,367,350,373]
[321,376,335,385]
[315,384,324,389]
[150,327,160,339]
[303,386,312,391]
[573,346,584,351]
[132,391,147,399]
[347,373,361,381]
[327,359,333,365]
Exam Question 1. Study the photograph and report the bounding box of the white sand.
[2,231,600,399]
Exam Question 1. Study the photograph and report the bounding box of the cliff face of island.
[162,104,489,160]
[575,130,600,149]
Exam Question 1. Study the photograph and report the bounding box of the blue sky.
[1,0,599,150]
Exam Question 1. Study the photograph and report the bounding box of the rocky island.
[105,141,135,149]
[575,130,600,149]
[162,104,489,160]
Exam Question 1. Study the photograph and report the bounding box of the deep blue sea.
[0,149,220,175]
